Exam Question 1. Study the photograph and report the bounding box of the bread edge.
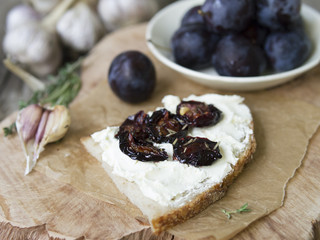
[80,123,256,235]
[151,122,256,234]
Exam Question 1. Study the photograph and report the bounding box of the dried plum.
[176,101,222,127]
[119,132,168,162]
[148,109,188,143]
[173,136,222,167]
[115,111,149,140]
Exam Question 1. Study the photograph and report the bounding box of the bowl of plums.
[146,0,320,91]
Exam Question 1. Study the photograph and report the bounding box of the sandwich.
[81,93,256,234]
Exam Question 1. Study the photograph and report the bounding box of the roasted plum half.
[148,109,188,143]
[119,132,168,162]
[173,136,222,167]
[176,100,222,127]
[115,111,149,140]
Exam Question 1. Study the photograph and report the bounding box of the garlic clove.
[34,105,71,161]
[16,104,71,175]
[17,104,43,142]
[15,104,43,175]
[43,105,71,144]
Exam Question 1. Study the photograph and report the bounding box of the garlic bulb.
[97,0,159,31]
[5,4,41,32]
[57,2,105,52]
[28,0,61,15]
[3,0,76,77]
[3,22,62,77]
[16,104,71,175]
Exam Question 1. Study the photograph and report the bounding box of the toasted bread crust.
[151,126,256,234]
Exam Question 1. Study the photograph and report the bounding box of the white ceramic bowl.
[146,0,320,91]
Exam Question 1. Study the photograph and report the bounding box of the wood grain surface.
[1,0,320,121]
[0,22,320,239]
[1,1,320,239]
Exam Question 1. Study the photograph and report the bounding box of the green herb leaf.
[222,203,251,219]
[4,58,82,137]
[3,122,16,136]
[19,58,82,108]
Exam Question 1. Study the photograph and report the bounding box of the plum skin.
[212,34,267,77]
[201,0,255,34]
[171,24,220,70]
[108,50,156,103]
[256,0,301,30]
[181,5,205,26]
[264,30,312,72]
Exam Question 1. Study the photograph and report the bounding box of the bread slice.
[81,94,256,234]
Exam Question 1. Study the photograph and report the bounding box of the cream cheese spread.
[91,94,253,207]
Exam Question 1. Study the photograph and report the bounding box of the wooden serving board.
[1,24,320,239]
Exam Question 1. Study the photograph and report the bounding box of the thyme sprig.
[18,58,82,109]
[3,122,16,137]
[3,58,82,136]
[222,203,251,219]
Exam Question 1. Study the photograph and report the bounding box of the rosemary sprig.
[3,58,82,136]
[222,203,251,219]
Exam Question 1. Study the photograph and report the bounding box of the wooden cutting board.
[1,23,320,239]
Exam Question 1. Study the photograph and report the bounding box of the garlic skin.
[3,22,62,77]
[34,105,71,159]
[57,2,105,52]
[16,104,43,143]
[28,0,61,15]
[97,0,159,31]
[16,104,43,175]
[6,4,41,32]
[16,104,71,175]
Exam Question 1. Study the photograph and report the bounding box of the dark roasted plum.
[256,0,301,31]
[212,34,267,77]
[201,0,254,34]
[148,109,188,143]
[115,111,149,140]
[171,24,220,69]
[264,29,312,72]
[119,132,168,162]
[173,136,222,167]
[108,51,156,103]
[181,5,205,26]
[176,101,222,127]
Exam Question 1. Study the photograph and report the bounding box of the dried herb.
[222,203,251,219]
[3,122,16,137]
[3,58,82,136]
